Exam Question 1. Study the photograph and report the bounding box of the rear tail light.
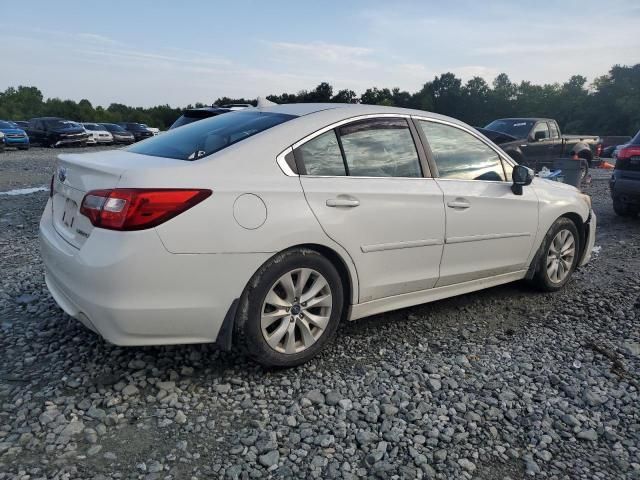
[617,146,640,160]
[80,188,212,231]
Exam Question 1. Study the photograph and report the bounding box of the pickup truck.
[477,118,599,175]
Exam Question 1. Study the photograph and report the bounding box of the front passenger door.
[415,119,539,287]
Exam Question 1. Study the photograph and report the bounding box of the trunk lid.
[52,152,127,248]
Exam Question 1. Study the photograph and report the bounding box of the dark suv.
[117,122,154,142]
[25,117,88,148]
[610,130,640,217]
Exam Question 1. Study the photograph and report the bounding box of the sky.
[1,0,639,108]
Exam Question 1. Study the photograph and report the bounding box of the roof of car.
[258,103,463,124]
[494,117,554,122]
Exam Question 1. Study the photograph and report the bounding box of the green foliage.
[1,64,638,134]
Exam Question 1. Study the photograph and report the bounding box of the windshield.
[128,111,296,160]
[101,123,127,133]
[45,119,80,129]
[0,121,17,129]
[484,119,534,139]
[83,124,99,131]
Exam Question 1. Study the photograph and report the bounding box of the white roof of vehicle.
[259,103,464,126]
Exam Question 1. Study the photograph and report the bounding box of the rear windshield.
[128,111,296,160]
[485,120,535,139]
[101,123,126,132]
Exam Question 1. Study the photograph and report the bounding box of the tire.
[613,198,637,217]
[236,248,344,367]
[529,217,580,292]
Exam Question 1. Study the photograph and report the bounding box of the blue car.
[0,120,30,150]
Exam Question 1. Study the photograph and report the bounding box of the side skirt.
[348,270,527,321]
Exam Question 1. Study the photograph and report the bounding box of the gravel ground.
[0,146,118,191]
[0,154,638,479]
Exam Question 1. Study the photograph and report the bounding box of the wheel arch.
[559,212,587,261]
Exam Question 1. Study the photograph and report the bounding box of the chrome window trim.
[275,113,413,177]
[276,147,297,176]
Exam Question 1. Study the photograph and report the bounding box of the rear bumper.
[39,199,269,346]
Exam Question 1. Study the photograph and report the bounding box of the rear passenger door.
[297,116,446,303]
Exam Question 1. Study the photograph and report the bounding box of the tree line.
[0,64,638,135]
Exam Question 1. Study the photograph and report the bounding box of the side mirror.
[533,130,546,141]
[512,165,533,195]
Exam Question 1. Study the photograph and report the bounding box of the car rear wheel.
[530,217,580,292]
[236,248,344,367]
[613,198,638,217]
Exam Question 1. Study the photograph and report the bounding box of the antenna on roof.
[256,96,277,108]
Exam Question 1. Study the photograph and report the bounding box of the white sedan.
[40,104,596,367]
[82,123,114,145]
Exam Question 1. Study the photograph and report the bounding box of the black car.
[610,130,640,217]
[11,120,30,129]
[117,122,154,142]
[100,123,136,144]
[25,117,89,148]
[169,106,231,130]
[597,135,632,158]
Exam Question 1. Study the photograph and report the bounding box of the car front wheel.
[236,248,344,367]
[530,217,580,291]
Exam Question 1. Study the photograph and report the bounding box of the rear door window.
[338,118,422,177]
[548,122,560,139]
[128,111,296,160]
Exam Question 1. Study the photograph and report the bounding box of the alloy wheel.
[546,229,576,283]
[261,268,332,354]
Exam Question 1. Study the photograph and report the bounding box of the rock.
[325,390,342,406]
[457,458,475,472]
[258,450,279,467]
[87,445,102,456]
[175,411,187,424]
[338,399,353,411]
[87,407,106,420]
[122,384,139,396]
[303,389,325,405]
[577,429,598,441]
[428,378,442,391]
[356,430,377,445]
[215,383,231,394]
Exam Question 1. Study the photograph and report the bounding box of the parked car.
[0,120,30,150]
[82,123,114,145]
[40,104,596,367]
[169,106,231,130]
[99,123,135,144]
[609,130,640,217]
[142,125,160,135]
[25,117,88,148]
[117,122,154,142]
[478,118,599,176]
[597,135,632,158]
[11,120,30,129]
[221,103,253,111]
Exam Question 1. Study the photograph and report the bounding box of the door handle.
[326,198,360,208]
[447,200,471,210]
